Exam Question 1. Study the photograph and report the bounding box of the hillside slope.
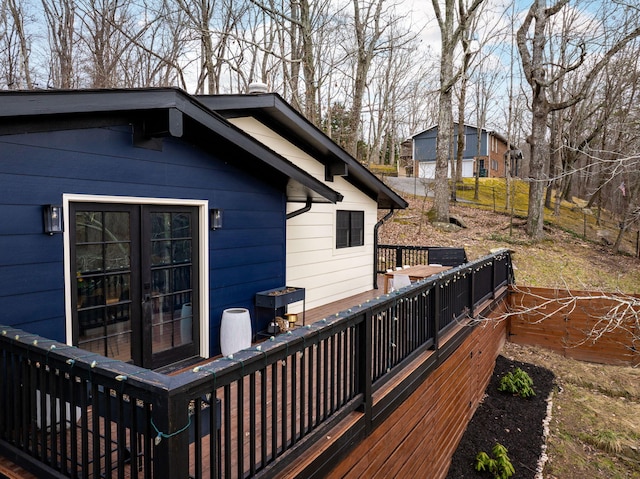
[377,196,640,293]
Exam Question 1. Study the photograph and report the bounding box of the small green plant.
[474,443,515,479]
[498,367,536,398]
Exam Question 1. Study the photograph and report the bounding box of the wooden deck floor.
[0,284,386,479]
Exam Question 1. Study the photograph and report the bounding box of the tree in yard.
[344,0,398,159]
[2,0,34,89]
[430,0,485,223]
[172,0,248,94]
[246,0,330,123]
[41,0,76,88]
[517,0,640,239]
[365,20,423,166]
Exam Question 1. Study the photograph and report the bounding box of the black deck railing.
[0,249,513,479]
[377,245,469,272]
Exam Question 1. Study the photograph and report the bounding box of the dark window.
[336,210,364,248]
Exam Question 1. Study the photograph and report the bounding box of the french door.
[71,203,199,369]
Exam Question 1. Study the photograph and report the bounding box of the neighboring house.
[0,88,407,369]
[411,123,517,179]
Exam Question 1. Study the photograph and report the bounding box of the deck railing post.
[152,391,191,479]
[492,259,497,298]
[395,246,403,269]
[434,281,441,351]
[470,267,476,318]
[358,312,373,434]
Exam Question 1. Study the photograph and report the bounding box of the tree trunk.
[526,92,549,239]
[433,50,454,222]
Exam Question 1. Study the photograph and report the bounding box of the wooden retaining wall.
[327,305,508,479]
[508,286,640,366]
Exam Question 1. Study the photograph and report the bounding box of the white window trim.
[62,194,210,359]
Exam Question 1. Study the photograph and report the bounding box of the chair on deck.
[391,274,412,291]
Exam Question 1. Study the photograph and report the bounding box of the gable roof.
[197,93,408,210]
[0,87,342,204]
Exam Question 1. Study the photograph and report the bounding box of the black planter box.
[255,286,305,309]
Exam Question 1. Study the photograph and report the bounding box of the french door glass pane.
[150,212,194,354]
[76,244,103,273]
[172,213,191,238]
[76,210,133,363]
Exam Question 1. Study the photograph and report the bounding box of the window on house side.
[336,210,364,248]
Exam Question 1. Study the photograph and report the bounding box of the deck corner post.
[153,391,191,479]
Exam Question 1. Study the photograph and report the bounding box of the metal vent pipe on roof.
[247,82,269,94]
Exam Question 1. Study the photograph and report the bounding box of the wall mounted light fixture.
[210,208,223,230]
[43,205,63,235]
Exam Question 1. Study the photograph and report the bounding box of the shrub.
[475,443,515,479]
[498,367,535,398]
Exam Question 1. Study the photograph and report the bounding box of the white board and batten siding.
[229,117,378,311]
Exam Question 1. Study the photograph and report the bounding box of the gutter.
[286,198,313,220]
[373,209,396,289]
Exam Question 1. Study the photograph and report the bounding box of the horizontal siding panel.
[0,205,46,235]
[286,237,329,254]
[229,118,326,179]
[1,135,284,203]
[0,289,64,327]
[210,244,284,269]
[0,235,62,266]
[211,261,283,289]
[286,249,372,274]
[0,263,62,296]
[211,227,284,250]
[286,223,335,240]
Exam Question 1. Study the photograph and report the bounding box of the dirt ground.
[446,347,555,479]
[446,342,640,479]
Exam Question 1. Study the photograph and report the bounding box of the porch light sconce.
[210,208,223,230]
[43,204,64,235]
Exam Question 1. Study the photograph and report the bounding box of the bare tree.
[247,0,333,122]
[2,0,33,89]
[365,19,423,166]
[171,0,248,94]
[430,0,485,223]
[344,0,390,159]
[75,0,138,88]
[517,0,640,239]
[41,0,76,88]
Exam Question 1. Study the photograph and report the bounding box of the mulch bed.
[446,355,556,479]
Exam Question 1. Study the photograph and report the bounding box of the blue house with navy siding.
[411,123,510,179]
[0,88,406,370]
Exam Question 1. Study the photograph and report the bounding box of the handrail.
[0,249,514,479]
[377,244,470,273]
